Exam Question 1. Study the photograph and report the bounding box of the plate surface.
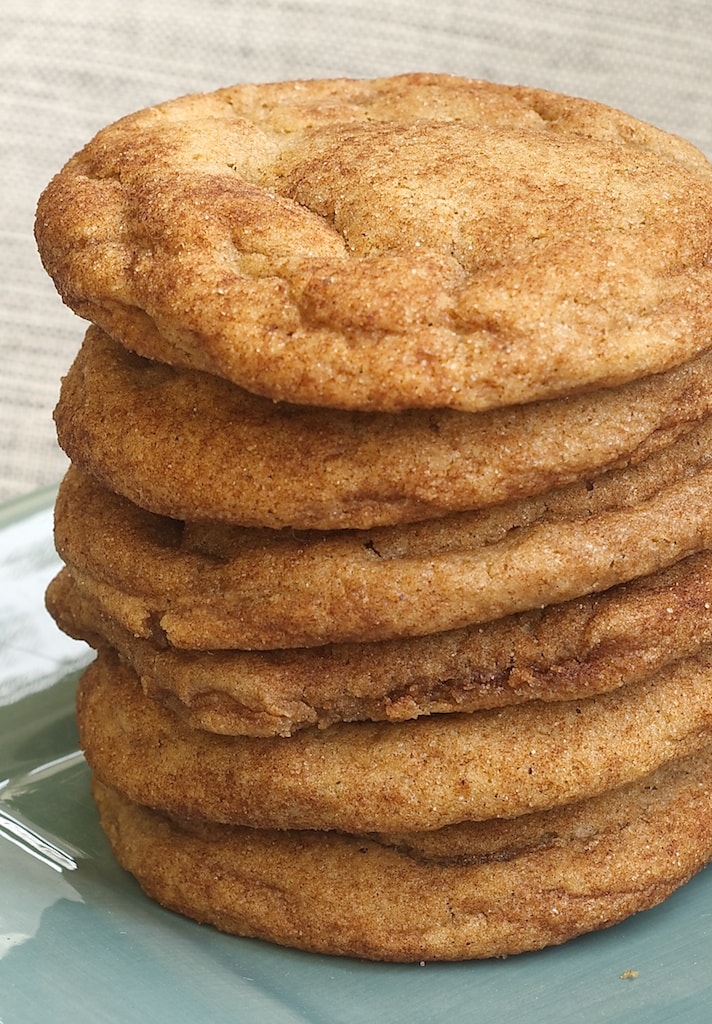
[1,488,711,1024]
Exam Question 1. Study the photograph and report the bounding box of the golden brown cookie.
[92,743,712,960]
[54,327,712,530]
[35,73,712,412]
[77,650,712,833]
[54,416,712,648]
[48,550,712,736]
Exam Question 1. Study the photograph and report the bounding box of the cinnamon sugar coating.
[48,551,712,736]
[54,327,712,530]
[92,744,712,961]
[53,419,712,648]
[78,650,712,833]
[36,73,712,412]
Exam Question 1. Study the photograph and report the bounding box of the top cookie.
[36,73,712,411]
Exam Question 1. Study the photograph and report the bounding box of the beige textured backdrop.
[2,0,711,503]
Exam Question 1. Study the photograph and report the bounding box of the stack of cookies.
[35,73,712,961]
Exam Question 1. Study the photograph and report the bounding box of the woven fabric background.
[2,0,711,501]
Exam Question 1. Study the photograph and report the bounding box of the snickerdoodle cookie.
[92,742,712,960]
[54,327,712,530]
[37,71,712,963]
[54,417,712,648]
[35,73,712,412]
[77,650,712,834]
[48,550,712,736]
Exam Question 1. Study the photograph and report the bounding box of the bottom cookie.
[92,745,712,961]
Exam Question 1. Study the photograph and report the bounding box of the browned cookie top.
[36,73,712,411]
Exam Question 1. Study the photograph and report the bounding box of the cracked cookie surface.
[36,73,712,412]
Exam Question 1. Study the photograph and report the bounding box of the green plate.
[1,487,711,1023]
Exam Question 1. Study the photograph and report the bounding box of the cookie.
[92,743,712,960]
[76,650,712,833]
[54,327,712,530]
[48,550,712,735]
[35,73,712,412]
[54,417,712,648]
